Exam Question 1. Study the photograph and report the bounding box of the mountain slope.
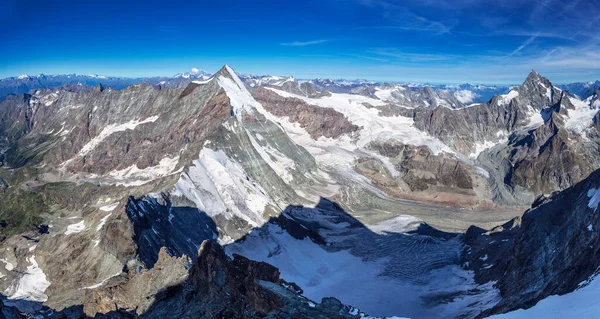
[462,166,600,318]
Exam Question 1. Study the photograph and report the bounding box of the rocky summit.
[0,64,599,319]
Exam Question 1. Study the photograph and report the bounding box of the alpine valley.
[0,65,600,319]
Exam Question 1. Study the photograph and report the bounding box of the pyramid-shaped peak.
[215,65,246,90]
[215,64,237,77]
[528,69,540,77]
[521,69,553,89]
[524,69,550,84]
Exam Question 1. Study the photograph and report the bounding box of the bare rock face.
[409,100,523,155]
[592,110,600,136]
[252,87,359,139]
[83,247,190,316]
[463,167,600,318]
[279,80,320,97]
[504,112,598,194]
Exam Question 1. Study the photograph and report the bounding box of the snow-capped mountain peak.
[173,68,211,79]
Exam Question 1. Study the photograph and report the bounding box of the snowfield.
[564,97,600,134]
[267,88,453,155]
[487,273,600,319]
[171,147,275,229]
[64,220,85,235]
[227,214,499,319]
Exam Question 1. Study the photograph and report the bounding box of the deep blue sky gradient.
[1,0,599,83]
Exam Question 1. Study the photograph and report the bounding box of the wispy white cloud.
[509,34,538,56]
[280,39,329,47]
[369,48,459,62]
[355,0,456,35]
[353,41,600,83]
[346,54,389,62]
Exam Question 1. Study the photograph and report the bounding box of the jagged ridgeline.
[0,65,599,318]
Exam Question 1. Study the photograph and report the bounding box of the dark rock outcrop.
[84,240,373,319]
[0,299,26,319]
[463,167,600,317]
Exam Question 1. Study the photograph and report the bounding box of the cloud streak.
[280,39,328,47]
[355,0,456,35]
[509,34,538,56]
[346,54,389,62]
[369,48,459,62]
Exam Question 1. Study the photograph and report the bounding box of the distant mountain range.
[2,69,597,106]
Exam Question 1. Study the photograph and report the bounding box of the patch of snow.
[96,214,112,231]
[0,259,14,271]
[474,166,491,178]
[498,90,519,105]
[192,79,211,85]
[5,256,50,302]
[99,202,119,212]
[587,224,593,231]
[523,105,544,129]
[587,188,600,211]
[368,215,422,234]
[76,116,159,157]
[64,221,85,235]
[83,271,122,290]
[545,87,552,102]
[487,273,600,319]
[107,155,181,187]
[564,97,599,134]
[469,140,499,159]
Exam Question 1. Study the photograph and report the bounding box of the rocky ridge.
[462,166,600,318]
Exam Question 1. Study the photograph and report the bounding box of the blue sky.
[1,0,599,84]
